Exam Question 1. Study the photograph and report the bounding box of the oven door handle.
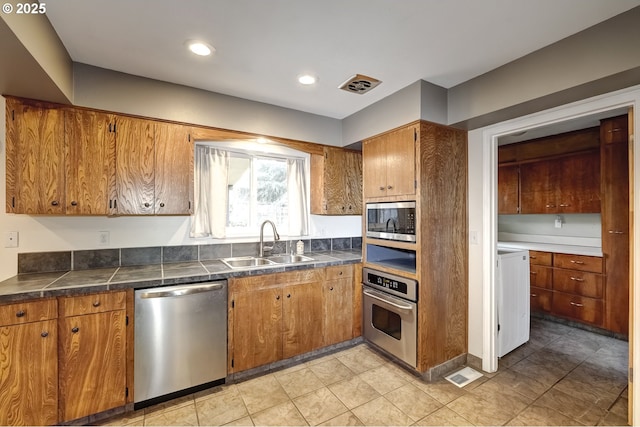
[363,289,414,311]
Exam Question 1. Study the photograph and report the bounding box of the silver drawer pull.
[545,204,556,208]
[570,276,585,282]
[530,293,538,297]
[608,230,625,234]
[530,271,537,275]
[570,260,585,265]
[569,302,584,307]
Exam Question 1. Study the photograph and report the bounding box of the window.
[191,143,309,239]
[227,155,289,235]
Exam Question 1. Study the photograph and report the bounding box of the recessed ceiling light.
[186,40,214,56]
[298,74,317,85]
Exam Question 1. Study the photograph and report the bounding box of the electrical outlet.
[4,231,18,248]
[554,215,563,229]
[98,231,110,246]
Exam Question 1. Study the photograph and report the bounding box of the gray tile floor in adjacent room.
[100,318,629,426]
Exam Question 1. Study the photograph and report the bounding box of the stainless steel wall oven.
[362,267,418,368]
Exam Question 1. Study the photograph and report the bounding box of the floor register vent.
[339,74,382,94]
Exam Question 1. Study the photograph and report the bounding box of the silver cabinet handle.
[570,260,585,265]
[608,230,625,234]
[570,276,585,282]
[530,293,538,297]
[569,301,584,307]
[139,283,224,298]
[545,204,556,208]
[363,289,414,311]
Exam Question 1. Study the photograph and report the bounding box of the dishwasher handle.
[138,283,224,299]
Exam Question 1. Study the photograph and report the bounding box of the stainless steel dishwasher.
[134,281,227,408]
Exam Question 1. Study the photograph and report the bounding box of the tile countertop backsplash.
[0,237,362,303]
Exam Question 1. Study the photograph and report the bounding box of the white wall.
[0,97,362,282]
[498,213,602,239]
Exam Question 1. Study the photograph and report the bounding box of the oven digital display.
[367,272,408,295]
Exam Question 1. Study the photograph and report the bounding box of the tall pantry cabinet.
[361,120,468,376]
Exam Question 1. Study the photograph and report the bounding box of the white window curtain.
[287,158,309,236]
[190,146,229,238]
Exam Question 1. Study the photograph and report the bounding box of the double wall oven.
[362,267,418,368]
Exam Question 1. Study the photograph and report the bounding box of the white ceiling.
[45,0,640,119]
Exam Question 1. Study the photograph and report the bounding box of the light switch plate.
[5,231,18,248]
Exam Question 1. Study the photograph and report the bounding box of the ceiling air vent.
[339,74,381,94]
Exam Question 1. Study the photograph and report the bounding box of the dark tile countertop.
[0,250,363,303]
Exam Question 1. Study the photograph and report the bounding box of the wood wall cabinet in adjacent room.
[0,299,58,426]
[497,164,519,214]
[65,109,116,215]
[601,114,630,335]
[310,147,362,215]
[362,123,416,199]
[58,291,127,422]
[5,98,66,214]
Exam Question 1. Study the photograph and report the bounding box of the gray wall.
[73,64,343,147]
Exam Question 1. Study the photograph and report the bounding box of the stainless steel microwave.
[365,201,416,242]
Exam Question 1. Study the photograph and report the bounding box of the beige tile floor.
[100,318,629,426]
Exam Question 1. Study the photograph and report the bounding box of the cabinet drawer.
[59,291,126,317]
[529,251,552,266]
[325,264,354,280]
[0,298,57,326]
[552,292,603,326]
[277,269,324,285]
[553,269,603,298]
[529,265,552,289]
[553,253,603,273]
[530,287,552,312]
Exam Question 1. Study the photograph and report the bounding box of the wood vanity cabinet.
[228,266,357,373]
[5,98,66,214]
[0,299,58,426]
[58,291,127,422]
[310,147,362,215]
[362,123,416,199]
[601,114,630,334]
[65,109,116,215]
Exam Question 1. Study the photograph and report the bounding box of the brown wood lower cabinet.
[229,264,358,374]
[58,291,127,422]
[551,292,604,327]
[0,299,58,426]
[530,287,552,312]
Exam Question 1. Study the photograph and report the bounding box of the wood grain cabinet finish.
[65,109,116,215]
[551,292,604,327]
[601,114,630,334]
[154,122,194,215]
[0,299,58,426]
[530,288,552,313]
[5,98,66,214]
[310,147,362,215]
[362,124,416,199]
[228,266,357,373]
[497,164,519,214]
[58,292,127,422]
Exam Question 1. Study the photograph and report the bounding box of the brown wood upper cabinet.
[310,147,362,215]
[6,98,66,214]
[113,117,193,215]
[363,124,416,199]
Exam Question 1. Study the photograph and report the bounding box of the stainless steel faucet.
[259,220,280,257]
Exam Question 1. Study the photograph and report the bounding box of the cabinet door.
[9,100,65,214]
[520,159,558,214]
[530,287,552,313]
[0,320,58,426]
[114,116,155,214]
[530,265,552,289]
[601,115,630,334]
[323,278,353,346]
[154,122,193,214]
[557,151,600,213]
[315,147,362,215]
[282,282,323,359]
[363,136,388,198]
[65,109,116,215]
[231,288,282,372]
[385,125,416,197]
[58,310,126,422]
[498,164,519,214]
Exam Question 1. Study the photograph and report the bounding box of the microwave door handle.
[363,289,414,311]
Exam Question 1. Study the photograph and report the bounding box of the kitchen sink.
[220,256,277,269]
[266,254,314,264]
[221,254,314,269]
